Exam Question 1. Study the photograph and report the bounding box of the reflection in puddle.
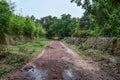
[25,68,47,80]
[23,64,77,80]
[61,57,71,61]
[63,68,77,80]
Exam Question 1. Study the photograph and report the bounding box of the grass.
[0,66,13,75]
[62,40,110,61]
[62,41,89,59]
[0,37,51,79]
[78,43,89,50]
[62,39,120,80]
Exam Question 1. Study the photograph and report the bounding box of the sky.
[10,0,85,19]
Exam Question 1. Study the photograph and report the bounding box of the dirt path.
[9,41,116,80]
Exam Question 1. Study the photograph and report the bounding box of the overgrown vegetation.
[36,14,81,38]
[0,0,49,79]
[71,0,120,37]
[0,38,50,78]
[0,66,13,75]
[63,40,108,61]
[33,0,120,38]
[62,38,120,80]
[0,0,120,79]
[78,43,89,50]
[0,0,46,38]
[1,0,120,38]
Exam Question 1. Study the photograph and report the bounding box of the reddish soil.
[9,41,116,80]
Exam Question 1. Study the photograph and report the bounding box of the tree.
[38,14,81,38]
[71,0,120,37]
[9,15,25,35]
[31,15,36,21]
[34,22,46,37]
[24,17,36,37]
[0,0,12,33]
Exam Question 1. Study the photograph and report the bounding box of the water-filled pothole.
[24,66,47,80]
[63,68,77,80]
[61,57,71,61]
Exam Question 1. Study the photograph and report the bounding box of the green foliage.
[71,0,120,37]
[84,50,108,61]
[0,1,46,38]
[9,15,25,35]
[0,51,29,66]
[0,0,120,38]
[35,23,46,36]
[9,14,46,37]
[0,0,11,33]
[78,43,89,50]
[24,17,36,37]
[73,30,87,37]
[0,38,50,76]
[17,38,50,57]
[39,14,81,38]
[6,54,29,65]
[102,12,120,37]
[0,66,13,75]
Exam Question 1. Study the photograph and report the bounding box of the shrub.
[0,0,12,34]
[78,43,89,50]
[24,17,36,37]
[34,23,46,36]
[9,15,25,35]
[0,66,13,75]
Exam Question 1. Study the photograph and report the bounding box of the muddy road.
[10,41,116,80]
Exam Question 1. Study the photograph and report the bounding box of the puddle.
[24,67,47,80]
[24,65,77,80]
[61,57,71,61]
[63,68,77,80]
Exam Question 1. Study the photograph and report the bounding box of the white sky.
[10,0,85,19]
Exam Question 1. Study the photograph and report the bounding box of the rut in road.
[10,41,116,80]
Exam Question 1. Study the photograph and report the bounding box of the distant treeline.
[0,0,120,39]
[36,14,81,38]
[36,0,120,38]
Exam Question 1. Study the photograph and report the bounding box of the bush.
[0,0,12,34]
[78,43,89,50]
[24,17,36,37]
[73,30,89,37]
[9,15,25,35]
[0,66,13,75]
[34,23,46,36]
